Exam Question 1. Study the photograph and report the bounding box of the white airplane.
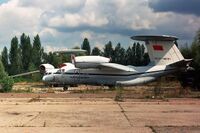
[40,35,190,90]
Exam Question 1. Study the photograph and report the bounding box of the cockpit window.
[55,69,62,74]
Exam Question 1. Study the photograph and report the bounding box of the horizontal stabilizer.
[169,59,193,67]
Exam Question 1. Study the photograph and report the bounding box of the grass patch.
[12,87,33,93]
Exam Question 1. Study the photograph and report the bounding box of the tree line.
[1,33,43,75]
[2,30,200,78]
[180,29,200,72]
[1,34,150,76]
[0,30,200,92]
[82,38,150,66]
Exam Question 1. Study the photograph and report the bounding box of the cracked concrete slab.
[0,127,152,133]
[0,98,199,133]
[24,112,130,127]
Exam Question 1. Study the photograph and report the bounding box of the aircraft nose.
[42,75,54,82]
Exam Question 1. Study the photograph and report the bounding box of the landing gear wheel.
[53,84,58,87]
[108,85,115,90]
[63,86,68,91]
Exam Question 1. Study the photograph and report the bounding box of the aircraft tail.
[131,35,184,66]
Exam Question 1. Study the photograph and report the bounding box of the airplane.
[40,35,192,91]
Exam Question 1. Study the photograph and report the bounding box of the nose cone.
[42,75,54,82]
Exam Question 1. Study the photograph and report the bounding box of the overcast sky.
[0,0,200,52]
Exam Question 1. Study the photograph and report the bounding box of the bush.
[0,76,14,92]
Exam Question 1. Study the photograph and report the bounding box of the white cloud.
[0,0,41,48]
[80,31,92,39]
[18,0,86,12]
[0,0,200,52]
[48,13,108,28]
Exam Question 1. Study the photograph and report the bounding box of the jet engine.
[39,64,55,74]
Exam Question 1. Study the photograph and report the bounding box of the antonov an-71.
[38,35,191,90]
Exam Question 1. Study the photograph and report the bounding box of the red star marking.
[153,45,163,51]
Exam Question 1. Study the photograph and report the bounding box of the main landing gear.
[63,86,68,91]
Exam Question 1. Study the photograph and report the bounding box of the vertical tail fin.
[131,35,184,65]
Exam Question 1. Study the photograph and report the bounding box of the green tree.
[32,34,43,68]
[191,30,200,68]
[20,33,32,71]
[103,41,114,61]
[42,52,49,63]
[135,43,142,66]
[91,47,102,55]
[0,56,8,79]
[81,38,91,55]
[9,37,22,75]
[0,57,13,92]
[113,43,125,64]
[143,53,150,66]
[131,43,136,65]
[45,52,62,67]
[27,62,41,81]
[125,46,132,65]
[181,45,192,59]
[180,30,200,89]
[1,47,9,72]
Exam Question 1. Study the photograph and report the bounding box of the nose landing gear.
[63,85,68,91]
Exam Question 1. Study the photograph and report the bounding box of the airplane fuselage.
[42,64,177,87]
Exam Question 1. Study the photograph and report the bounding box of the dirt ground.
[0,82,199,133]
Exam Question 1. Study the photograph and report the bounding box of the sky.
[0,0,200,52]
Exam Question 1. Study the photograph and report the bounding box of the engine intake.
[39,64,55,74]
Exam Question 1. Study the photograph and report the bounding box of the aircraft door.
[60,69,65,84]
[74,69,80,83]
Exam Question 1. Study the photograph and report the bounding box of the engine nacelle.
[58,63,76,73]
[39,64,55,74]
[74,56,110,69]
